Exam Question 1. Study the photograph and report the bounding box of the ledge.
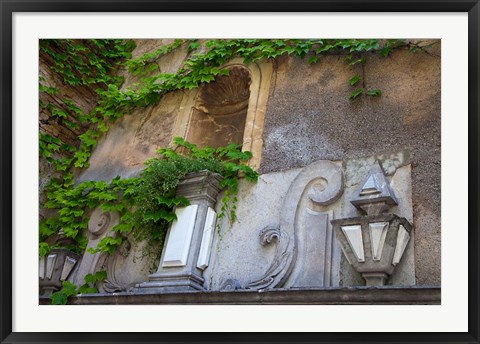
[39,286,440,305]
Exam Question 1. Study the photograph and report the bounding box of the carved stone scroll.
[280,160,344,288]
[245,227,295,290]
[72,207,119,287]
[221,160,344,291]
[102,239,132,293]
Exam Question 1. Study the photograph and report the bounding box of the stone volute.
[135,170,223,293]
[331,161,413,286]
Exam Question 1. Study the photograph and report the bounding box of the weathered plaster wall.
[260,44,441,285]
[76,39,191,183]
[76,91,182,183]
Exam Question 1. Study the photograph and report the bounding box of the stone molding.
[139,271,205,293]
[175,170,224,206]
[42,286,441,305]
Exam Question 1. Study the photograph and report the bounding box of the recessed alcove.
[186,66,252,148]
[171,58,273,170]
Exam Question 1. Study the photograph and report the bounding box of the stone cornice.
[40,286,440,305]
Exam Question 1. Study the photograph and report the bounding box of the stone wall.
[55,40,441,291]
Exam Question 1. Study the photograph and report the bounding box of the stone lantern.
[331,162,413,286]
[39,248,81,296]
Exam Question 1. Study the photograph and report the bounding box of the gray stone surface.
[228,161,345,291]
[100,239,158,293]
[205,168,302,290]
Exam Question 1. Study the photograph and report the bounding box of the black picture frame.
[1,1,478,343]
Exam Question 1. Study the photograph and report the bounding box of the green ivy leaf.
[88,236,123,254]
[95,270,107,281]
[39,242,50,257]
[366,89,382,96]
[349,88,364,100]
[307,56,319,65]
[112,222,134,233]
[50,292,68,305]
[77,286,98,294]
[62,281,79,296]
[62,226,79,239]
[349,75,361,86]
[188,40,200,52]
[83,273,98,284]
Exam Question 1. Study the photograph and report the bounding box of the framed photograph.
[1,1,478,343]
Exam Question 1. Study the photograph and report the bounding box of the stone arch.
[172,58,273,170]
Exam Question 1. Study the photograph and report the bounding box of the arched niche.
[186,66,251,148]
[172,58,273,170]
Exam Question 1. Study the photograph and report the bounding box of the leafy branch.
[40,138,258,256]
[50,271,107,305]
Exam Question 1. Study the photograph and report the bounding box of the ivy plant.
[50,271,107,305]
[40,137,258,256]
[40,38,436,176]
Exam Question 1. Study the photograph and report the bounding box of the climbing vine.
[39,38,437,261]
[40,38,436,173]
[40,137,257,257]
[50,271,107,305]
[40,39,135,171]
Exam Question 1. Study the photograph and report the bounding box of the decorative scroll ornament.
[221,160,344,291]
[88,210,111,237]
[245,227,295,290]
[72,207,119,287]
[101,239,132,293]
